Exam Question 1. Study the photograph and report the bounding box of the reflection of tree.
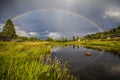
[77,45,79,49]
[73,45,75,49]
[72,45,80,49]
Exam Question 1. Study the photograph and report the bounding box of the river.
[51,45,120,80]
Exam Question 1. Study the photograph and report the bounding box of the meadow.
[0,42,76,80]
[0,39,120,80]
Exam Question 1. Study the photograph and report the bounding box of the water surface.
[51,46,120,80]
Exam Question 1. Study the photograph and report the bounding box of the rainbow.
[12,9,104,31]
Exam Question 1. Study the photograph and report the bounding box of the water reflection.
[72,45,80,49]
[51,45,120,80]
[85,46,120,56]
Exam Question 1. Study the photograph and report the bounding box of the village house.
[0,32,11,41]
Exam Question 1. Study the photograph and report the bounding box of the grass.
[1,39,119,80]
[47,39,120,55]
[0,42,76,80]
[82,40,120,55]
[47,41,82,47]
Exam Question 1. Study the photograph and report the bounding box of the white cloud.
[16,29,29,37]
[15,26,29,37]
[28,32,38,36]
[51,47,61,52]
[15,26,39,37]
[0,24,4,28]
[48,32,61,39]
[0,24,4,32]
[102,7,120,21]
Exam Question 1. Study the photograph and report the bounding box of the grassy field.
[0,42,76,80]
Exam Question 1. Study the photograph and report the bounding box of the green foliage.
[46,37,55,41]
[18,36,29,41]
[0,42,76,80]
[28,37,40,41]
[73,36,76,41]
[15,37,40,42]
[2,19,17,39]
[83,25,120,40]
[83,40,120,55]
[61,38,68,42]
[76,36,80,40]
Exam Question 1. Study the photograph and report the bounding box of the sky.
[0,0,120,39]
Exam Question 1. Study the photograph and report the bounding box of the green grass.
[82,40,120,55]
[0,42,76,80]
[47,41,82,46]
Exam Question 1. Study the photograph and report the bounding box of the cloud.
[16,29,29,37]
[51,47,62,52]
[15,26,39,37]
[48,32,61,39]
[47,32,85,39]
[0,24,4,32]
[102,7,120,21]
[0,24,4,28]
[15,26,29,37]
[28,32,38,36]
[16,30,39,37]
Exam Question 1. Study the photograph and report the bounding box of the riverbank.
[0,42,76,80]
[82,40,120,55]
[48,39,120,55]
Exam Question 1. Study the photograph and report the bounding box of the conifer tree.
[2,19,17,38]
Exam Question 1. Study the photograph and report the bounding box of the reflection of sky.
[51,46,120,80]
[51,47,62,53]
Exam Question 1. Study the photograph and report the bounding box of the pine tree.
[73,36,76,41]
[2,19,17,38]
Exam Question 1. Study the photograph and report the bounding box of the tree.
[46,37,54,41]
[61,38,68,42]
[2,19,17,38]
[83,25,120,40]
[29,37,40,41]
[77,36,80,40]
[73,36,76,41]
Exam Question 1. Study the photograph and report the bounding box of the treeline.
[83,25,120,40]
[46,36,81,42]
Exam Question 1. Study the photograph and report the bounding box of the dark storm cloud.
[0,0,120,38]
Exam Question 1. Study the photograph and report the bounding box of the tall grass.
[0,42,76,80]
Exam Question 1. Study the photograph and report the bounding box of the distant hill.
[83,25,120,40]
